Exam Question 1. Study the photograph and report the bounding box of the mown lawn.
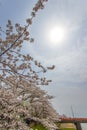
[30,124,76,130]
[31,124,46,130]
[60,128,75,130]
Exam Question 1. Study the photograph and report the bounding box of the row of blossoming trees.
[0,0,59,130]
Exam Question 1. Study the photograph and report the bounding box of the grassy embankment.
[30,123,76,130]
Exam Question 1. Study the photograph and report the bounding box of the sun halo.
[47,25,66,47]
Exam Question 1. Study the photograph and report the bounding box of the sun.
[47,25,66,46]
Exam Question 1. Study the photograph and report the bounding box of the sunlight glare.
[48,26,66,46]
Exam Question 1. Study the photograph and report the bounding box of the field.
[60,127,76,130]
[30,123,76,130]
[31,124,46,130]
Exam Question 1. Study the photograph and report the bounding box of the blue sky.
[0,0,87,127]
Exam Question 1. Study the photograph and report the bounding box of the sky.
[0,0,87,129]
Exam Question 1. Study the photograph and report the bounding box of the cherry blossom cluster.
[0,0,60,130]
[0,78,59,129]
[0,0,54,86]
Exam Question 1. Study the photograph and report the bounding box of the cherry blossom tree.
[0,0,59,129]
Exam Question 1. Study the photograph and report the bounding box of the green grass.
[60,126,76,130]
[31,124,46,130]
[30,127,75,130]
[30,124,75,130]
